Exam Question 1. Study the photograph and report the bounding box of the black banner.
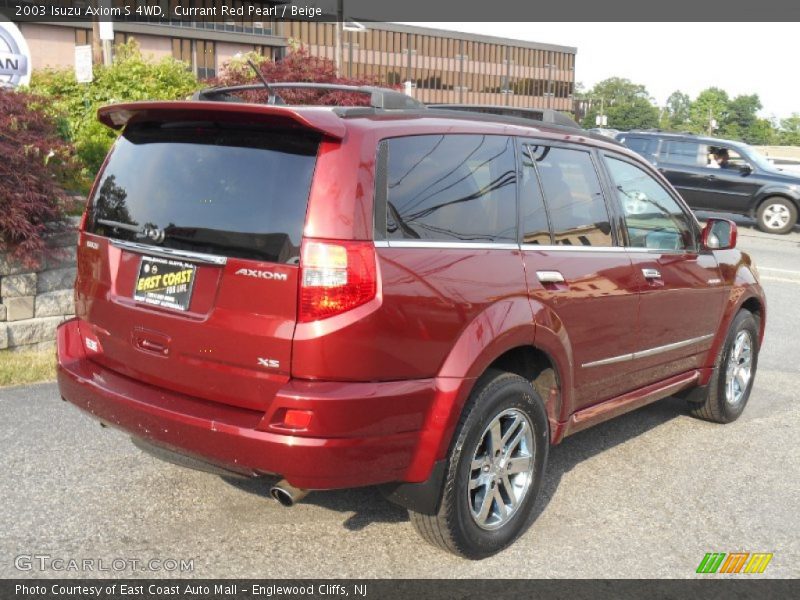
[3,579,798,600]
[1,0,798,23]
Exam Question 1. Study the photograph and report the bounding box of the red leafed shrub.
[0,89,77,265]
[210,46,394,106]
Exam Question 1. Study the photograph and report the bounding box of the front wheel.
[688,310,760,423]
[410,370,549,559]
[756,197,797,234]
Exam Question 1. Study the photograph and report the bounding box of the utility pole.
[91,0,113,66]
[334,0,343,76]
[91,17,102,65]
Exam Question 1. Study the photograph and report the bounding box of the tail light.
[299,239,377,323]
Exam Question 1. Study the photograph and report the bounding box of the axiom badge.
[234,268,288,281]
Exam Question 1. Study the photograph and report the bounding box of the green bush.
[29,40,201,188]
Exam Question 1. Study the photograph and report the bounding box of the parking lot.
[1,215,798,579]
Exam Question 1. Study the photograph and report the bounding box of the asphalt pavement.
[1,215,798,578]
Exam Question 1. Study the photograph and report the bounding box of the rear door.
[519,141,640,410]
[654,139,714,209]
[77,121,319,411]
[599,152,727,388]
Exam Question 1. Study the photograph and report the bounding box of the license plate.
[134,256,197,312]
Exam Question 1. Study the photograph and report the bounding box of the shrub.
[0,89,77,264]
[30,40,201,183]
[212,45,392,106]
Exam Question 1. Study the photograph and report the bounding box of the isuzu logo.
[0,23,31,88]
[234,268,288,281]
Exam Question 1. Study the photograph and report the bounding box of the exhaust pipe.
[270,479,309,507]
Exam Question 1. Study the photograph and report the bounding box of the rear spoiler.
[97,101,347,139]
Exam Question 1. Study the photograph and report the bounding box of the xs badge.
[258,357,280,369]
[235,268,288,281]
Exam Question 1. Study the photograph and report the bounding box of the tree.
[662,90,691,129]
[580,77,659,130]
[688,87,729,134]
[778,114,800,145]
[0,89,77,263]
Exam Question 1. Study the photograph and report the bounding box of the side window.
[621,136,658,161]
[385,134,517,243]
[529,145,613,247]
[604,156,695,251]
[704,145,748,170]
[519,144,552,245]
[660,140,703,167]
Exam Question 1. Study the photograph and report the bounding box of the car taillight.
[299,239,377,323]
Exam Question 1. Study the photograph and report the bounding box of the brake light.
[299,239,377,322]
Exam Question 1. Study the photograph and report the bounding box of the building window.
[196,40,216,79]
[75,28,90,46]
[171,36,217,78]
[172,38,192,67]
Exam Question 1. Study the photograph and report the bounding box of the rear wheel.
[688,310,759,423]
[756,197,797,234]
[410,370,549,559]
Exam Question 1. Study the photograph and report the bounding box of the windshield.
[741,144,777,171]
[88,123,319,263]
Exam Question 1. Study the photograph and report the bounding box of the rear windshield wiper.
[96,219,166,243]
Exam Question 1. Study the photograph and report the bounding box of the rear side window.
[528,145,613,247]
[660,140,703,166]
[88,124,319,264]
[620,136,658,160]
[384,134,517,243]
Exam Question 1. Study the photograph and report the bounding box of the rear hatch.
[76,106,323,411]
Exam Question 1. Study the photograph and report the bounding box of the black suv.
[616,131,800,234]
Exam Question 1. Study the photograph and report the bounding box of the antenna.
[247,58,279,105]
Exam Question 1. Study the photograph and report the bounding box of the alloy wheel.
[725,330,753,406]
[468,408,534,530]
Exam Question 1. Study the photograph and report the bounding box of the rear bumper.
[57,318,465,490]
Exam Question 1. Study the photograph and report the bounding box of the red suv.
[57,85,766,559]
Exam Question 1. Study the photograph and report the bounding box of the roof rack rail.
[629,128,696,136]
[426,103,581,129]
[192,82,425,110]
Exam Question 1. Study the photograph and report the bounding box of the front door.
[600,153,728,389]
[695,145,762,213]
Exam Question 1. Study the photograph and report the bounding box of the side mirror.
[740,163,753,175]
[701,218,737,250]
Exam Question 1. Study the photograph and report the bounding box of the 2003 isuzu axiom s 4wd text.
[57,84,766,559]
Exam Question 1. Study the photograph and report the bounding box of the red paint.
[57,101,766,492]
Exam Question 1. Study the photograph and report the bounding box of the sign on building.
[75,45,93,83]
[0,21,31,88]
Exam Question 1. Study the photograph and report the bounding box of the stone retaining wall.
[0,222,78,353]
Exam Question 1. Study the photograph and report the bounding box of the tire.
[688,310,759,424]
[410,370,549,559]
[756,197,797,234]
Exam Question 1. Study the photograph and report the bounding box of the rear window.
[88,124,319,264]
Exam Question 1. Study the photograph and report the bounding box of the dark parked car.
[57,84,766,558]
[616,131,800,234]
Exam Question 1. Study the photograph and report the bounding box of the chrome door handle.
[536,270,565,284]
[642,268,661,280]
